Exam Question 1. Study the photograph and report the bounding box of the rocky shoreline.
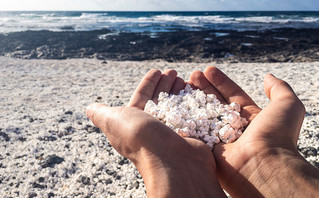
[1,28,319,62]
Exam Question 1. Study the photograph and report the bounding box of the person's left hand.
[86,69,226,198]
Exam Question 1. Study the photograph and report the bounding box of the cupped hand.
[86,69,226,198]
[189,67,306,197]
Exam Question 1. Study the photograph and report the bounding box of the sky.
[0,0,319,11]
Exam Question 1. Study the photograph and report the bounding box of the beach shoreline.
[0,56,318,197]
[1,28,319,63]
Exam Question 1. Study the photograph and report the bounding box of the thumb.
[264,73,299,103]
[85,103,177,160]
[259,74,305,145]
[86,103,119,135]
[86,103,133,157]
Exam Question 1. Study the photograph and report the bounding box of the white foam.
[0,12,319,33]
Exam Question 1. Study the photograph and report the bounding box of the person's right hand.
[189,67,319,197]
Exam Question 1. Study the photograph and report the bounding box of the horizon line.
[1,10,319,12]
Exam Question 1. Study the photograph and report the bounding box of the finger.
[170,77,185,95]
[85,103,146,158]
[243,74,305,145]
[128,69,162,109]
[190,70,226,103]
[152,69,178,103]
[263,73,305,123]
[86,103,183,160]
[204,66,261,122]
[264,73,300,102]
[185,81,197,90]
[86,103,117,135]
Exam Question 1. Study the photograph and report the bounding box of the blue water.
[0,11,319,33]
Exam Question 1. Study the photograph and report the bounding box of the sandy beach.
[0,56,319,197]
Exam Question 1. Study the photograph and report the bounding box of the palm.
[127,69,217,169]
[189,67,305,197]
[87,69,227,197]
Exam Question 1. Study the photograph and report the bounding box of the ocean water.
[0,11,319,33]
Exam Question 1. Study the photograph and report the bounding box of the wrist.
[135,148,227,198]
[241,147,319,197]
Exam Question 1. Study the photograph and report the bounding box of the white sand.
[0,56,318,197]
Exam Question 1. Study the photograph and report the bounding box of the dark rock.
[40,155,64,168]
[64,111,73,115]
[310,161,319,169]
[118,158,129,165]
[105,179,113,185]
[15,181,22,188]
[28,192,37,198]
[65,126,76,133]
[105,169,115,176]
[32,182,46,189]
[80,176,91,185]
[18,137,27,142]
[110,101,124,107]
[0,132,10,141]
[29,118,34,123]
[300,147,318,157]
[38,136,57,141]
[132,181,140,190]
[48,192,55,198]
[35,153,44,160]
[1,28,319,62]
[84,125,101,133]
[14,154,27,159]
[38,177,45,182]
[58,118,66,123]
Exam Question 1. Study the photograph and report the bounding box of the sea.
[0,11,319,33]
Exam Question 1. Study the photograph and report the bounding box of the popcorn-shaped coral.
[144,84,248,148]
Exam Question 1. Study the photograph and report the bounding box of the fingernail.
[86,104,94,119]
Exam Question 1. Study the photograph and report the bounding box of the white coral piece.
[144,84,248,148]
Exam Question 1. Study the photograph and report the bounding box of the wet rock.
[40,155,64,168]
[1,28,319,62]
